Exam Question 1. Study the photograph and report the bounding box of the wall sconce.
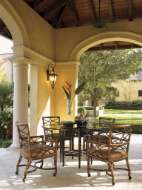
[47,64,58,89]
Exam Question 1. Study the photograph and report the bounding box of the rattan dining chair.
[15,122,58,182]
[86,124,132,185]
[42,116,61,147]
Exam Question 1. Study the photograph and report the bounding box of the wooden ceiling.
[23,0,142,28]
[0,0,142,50]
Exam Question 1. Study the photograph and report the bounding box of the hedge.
[105,100,142,110]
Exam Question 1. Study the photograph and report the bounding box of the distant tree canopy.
[78,49,142,116]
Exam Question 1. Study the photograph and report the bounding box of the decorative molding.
[13,45,80,67]
[11,56,30,66]
[12,45,55,67]
[24,46,54,65]
[70,31,142,61]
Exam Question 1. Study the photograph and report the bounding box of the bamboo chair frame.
[15,122,58,182]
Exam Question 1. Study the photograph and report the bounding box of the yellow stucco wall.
[54,64,77,121]
[55,18,142,61]
[112,80,142,101]
[7,0,55,59]
[37,65,52,122]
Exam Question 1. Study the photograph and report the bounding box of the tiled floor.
[0,134,142,190]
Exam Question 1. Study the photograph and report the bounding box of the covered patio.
[0,0,142,188]
[0,0,142,146]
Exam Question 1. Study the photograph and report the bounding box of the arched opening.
[0,32,13,147]
[70,31,142,61]
[74,32,142,134]
[0,1,30,147]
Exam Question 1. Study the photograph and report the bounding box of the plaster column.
[12,59,28,147]
[29,64,38,135]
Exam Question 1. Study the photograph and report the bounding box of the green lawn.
[102,109,142,125]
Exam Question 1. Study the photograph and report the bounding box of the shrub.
[78,107,85,114]
[0,139,12,148]
[0,82,13,140]
[131,125,142,134]
[0,111,12,139]
[105,100,142,110]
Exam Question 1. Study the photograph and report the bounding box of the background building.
[112,70,142,101]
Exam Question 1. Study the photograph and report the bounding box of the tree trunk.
[91,95,97,119]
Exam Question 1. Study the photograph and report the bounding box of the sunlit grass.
[102,109,142,125]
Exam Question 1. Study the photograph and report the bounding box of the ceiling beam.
[128,0,133,21]
[69,0,80,26]
[109,0,116,21]
[43,0,70,26]
[54,4,67,27]
[90,0,98,19]
[34,0,48,12]
[24,0,34,2]
[34,0,68,14]
[88,43,140,51]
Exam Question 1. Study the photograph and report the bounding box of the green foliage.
[78,49,142,116]
[106,100,142,110]
[0,139,12,148]
[78,107,85,114]
[63,81,85,100]
[62,86,71,99]
[75,82,85,95]
[62,81,85,114]
[132,125,142,134]
[0,82,13,112]
[0,82,13,141]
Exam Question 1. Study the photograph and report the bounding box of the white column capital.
[13,56,29,64]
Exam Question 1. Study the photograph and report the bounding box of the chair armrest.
[110,142,128,148]
[30,135,44,144]
[45,138,59,149]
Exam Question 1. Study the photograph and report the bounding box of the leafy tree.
[78,49,142,117]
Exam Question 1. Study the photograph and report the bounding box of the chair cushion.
[88,147,128,162]
[20,144,56,160]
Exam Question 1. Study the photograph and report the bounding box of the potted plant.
[62,81,85,115]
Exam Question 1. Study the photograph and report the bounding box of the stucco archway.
[0,0,30,53]
[70,31,142,61]
[0,0,31,147]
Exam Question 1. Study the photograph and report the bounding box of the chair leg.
[71,138,74,159]
[108,162,115,185]
[87,156,91,177]
[126,158,131,180]
[53,154,57,176]
[23,160,31,182]
[83,138,87,151]
[15,155,22,175]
